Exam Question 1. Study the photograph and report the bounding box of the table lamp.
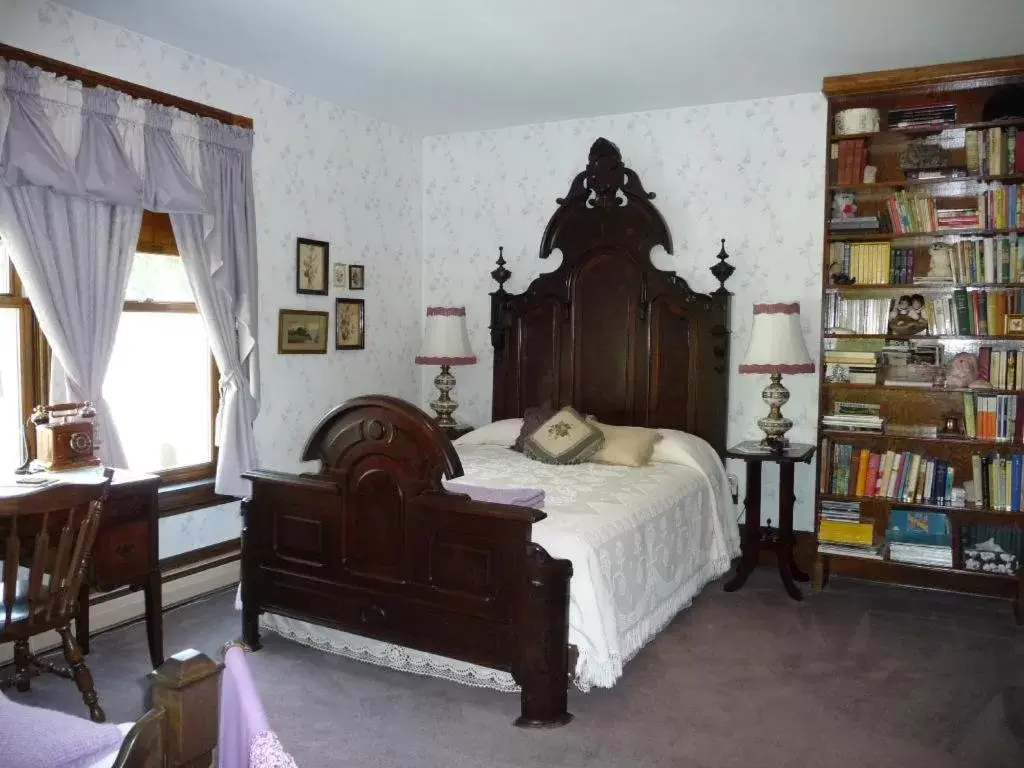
[738,302,816,450]
[415,306,477,428]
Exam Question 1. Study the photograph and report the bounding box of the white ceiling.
[55,0,1024,135]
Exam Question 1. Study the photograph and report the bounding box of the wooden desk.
[1,468,163,667]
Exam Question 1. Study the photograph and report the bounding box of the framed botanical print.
[332,262,348,289]
[336,298,365,350]
[348,264,365,291]
[296,237,329,295]
[278,309,329,354]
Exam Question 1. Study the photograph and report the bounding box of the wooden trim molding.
[0,43,253,129]
[159,478,234,518]
[823,55,1024,97]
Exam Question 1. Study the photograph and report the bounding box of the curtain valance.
[0,58,252,213]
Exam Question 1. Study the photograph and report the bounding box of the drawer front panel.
[90,521,151,589]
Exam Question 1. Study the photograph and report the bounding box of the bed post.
[148,649,222,768]
[513,544,574,728]
[240,497,263,651]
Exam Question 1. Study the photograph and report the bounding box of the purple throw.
[0,691,124,768]
[443,480,544,509]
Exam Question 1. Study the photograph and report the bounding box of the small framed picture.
[296,238,329,295]
[348,264,365,291]
[332,263,348,289]
[1006,314,1024,335]
[278,309,329,354]
[336,298,365,350]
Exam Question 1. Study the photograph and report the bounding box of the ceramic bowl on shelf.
[835,108,880,135]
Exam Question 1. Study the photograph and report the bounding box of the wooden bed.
[238,138,734,727]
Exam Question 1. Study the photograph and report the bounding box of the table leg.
[724,461,762,593]
[777,463,804,601]
[76,583,90,654]
[143,569,164,668]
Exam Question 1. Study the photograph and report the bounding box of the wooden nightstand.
[723,441,816,601]
[440,423,474,441]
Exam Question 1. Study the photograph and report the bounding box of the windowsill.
[158,477,235,518]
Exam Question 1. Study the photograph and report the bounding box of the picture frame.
[1006,314,1024,335]
[332,262,348,289]
[296,237,329,295]
[348,264,365,291]
[278,309,329,354]
[336,298,365,350]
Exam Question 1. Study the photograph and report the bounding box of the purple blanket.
[443,480,544,508]
[219,646,296,768]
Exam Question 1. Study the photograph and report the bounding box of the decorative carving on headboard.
[488,138,735,456]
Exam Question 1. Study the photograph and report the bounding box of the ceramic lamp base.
[756,373,793,451]
[430,364,459,428]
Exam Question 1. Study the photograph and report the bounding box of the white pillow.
[652,429,721,477]
[452,418,524,447]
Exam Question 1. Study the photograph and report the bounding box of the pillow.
[523,406,605,465]
[452,418,523,447]
[0,691,125,768]
[588,421,662,467]
[510,406,556,452]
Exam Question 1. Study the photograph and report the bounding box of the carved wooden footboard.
[239,395,574,727]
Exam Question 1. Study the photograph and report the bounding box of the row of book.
[923,234,1023,286]
[833,139,868,185]
[827,241,895,285]
[962,392,1023,442]
[933,288,1024,335]
[886,509,953,567]
[965,453,1024,512]
[978,183,1022,231]
[824,296,893,335]
[966,126,1023,178]
[972,346,1024,391]
[823,443,957,506]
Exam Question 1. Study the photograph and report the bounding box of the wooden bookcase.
[816,56,1024,621]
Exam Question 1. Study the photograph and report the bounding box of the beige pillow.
[588,421,662,467]
[523,406,605,465]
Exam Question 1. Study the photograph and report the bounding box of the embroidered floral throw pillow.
[523,406,604,465]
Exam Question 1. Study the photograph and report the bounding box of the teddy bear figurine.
[944,352,991,389]
[832,192,857,220]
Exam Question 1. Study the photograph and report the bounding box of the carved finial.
[710,238,734,296]
[490,246,511,293]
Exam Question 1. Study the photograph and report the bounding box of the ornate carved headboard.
[489,138,734,457]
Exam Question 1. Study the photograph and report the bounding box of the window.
[1,213,218,485]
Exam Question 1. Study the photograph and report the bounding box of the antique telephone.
[27,402,101,472]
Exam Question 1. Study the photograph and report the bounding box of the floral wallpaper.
[3,0,423,549]
[422,96,828,529]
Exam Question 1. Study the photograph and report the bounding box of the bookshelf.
[817,56,1024,622]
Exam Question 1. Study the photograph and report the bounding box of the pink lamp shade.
[414,306,477,366]
[738,302,815,375]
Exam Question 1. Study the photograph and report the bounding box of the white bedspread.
[257,428,740,691]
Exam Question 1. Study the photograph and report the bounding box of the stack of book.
[887,103,956,130]
[885,509,953,568]
[824,346,880,384]
[966,127,1023,177]
[822,442,958,505]
[830,215,882,232]
[818,500,882,559]
[822,401,884,433]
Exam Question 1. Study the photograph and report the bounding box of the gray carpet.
[8,570,1024,767]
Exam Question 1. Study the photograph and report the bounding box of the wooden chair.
[0,469,114,722]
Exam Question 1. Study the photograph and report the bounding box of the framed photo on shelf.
[278,309,329,354]
[348,264,365,291]
[336,298,365,350]
[332,263,348,289]
[1006,314,1024,335]
[296,237,329,295]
